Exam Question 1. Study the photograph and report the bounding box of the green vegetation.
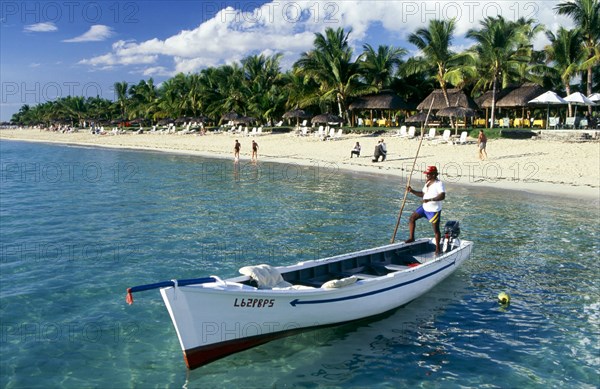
[11,2,599,128]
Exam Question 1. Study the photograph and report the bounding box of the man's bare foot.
[434,251,440,256]
[404,239,415,243]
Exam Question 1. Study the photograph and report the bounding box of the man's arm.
[407,186,424,198]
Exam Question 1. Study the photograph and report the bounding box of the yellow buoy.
[498,292,510,305]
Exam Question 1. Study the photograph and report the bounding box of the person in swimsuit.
[478,130,488,160]
[234,140,241,163]
[251,140,258,162]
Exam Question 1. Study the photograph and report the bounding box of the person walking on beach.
[351,142,361,158]
[405,165,446,255]
[478,130,488,160]
[251,140,258,162]
[234,139,241,162]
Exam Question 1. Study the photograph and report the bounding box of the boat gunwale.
[164,238,473,295]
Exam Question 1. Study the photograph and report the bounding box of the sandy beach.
[1,128,599,200]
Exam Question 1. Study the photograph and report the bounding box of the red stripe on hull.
[181,307,412,369]
[183,328,308,369]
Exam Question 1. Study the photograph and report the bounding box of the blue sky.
[0,1,571,122]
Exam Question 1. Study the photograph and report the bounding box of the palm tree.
[555,0,600,112]
[359,44,407,90]
[294,27,367,120]
[114,81,129,120]
[242,53,285,123]
[59,96,87,125]
[406,19,473,128]
[467,16,532,128]
[129,79,158,121]
[197,64,246,121]
[406,19,459,108]
[281,69,320,111]
[545,27,586,115]
[513,17,547,85]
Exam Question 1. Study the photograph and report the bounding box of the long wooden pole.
[390,98,435,243]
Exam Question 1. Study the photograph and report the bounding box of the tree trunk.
[587,65,593,115]
[490,77,497,129]
[566,84,572,117]
[440,84,455,130]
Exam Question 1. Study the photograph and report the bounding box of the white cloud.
[77,1,572,75]
[29,63,41,68]
[141,66,172,77]
[24,22,57,32]
[63,25,114,43]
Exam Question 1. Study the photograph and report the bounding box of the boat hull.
[159,238,473,369]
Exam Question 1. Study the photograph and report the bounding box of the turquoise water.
[0,140,598,388]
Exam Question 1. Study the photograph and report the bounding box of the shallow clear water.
[1,140,598,388]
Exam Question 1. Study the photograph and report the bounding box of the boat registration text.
[233,298,275,308]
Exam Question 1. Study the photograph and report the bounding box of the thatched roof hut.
[494,83,546,108]
[349,92,411,110]
[349,91,413,127]
[474,87,517,108]
[416,89,478,111]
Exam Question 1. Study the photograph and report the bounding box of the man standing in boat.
[405,165,446,255]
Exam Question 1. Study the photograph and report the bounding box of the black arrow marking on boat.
[289,261,455,306]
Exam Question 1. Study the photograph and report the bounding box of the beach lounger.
[315,126,324,138]
[425,128,436,140]
[433,129,451,144]
[394,125,407,137]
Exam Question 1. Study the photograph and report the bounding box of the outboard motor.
[442,221,461,252]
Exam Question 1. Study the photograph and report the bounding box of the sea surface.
[0,140,598,388]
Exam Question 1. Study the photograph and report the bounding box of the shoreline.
[1,128,599,201]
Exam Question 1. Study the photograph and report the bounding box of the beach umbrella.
[417,88,478,110]
[436,106,476,135]
[405,112,433,123]
[282,109,311,119]
[436,106,476,117]
[158,118,175,125]
[175,117,192,124]
[221,111,241,121]
[233,116,256,124]
[188,115,207,123]
[528,91,567,129]
[311,113,343,124]
[588,93,600,102]
[283,109,312,126]
[564,92,595,117]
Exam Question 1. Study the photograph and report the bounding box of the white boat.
[126,221,472,369]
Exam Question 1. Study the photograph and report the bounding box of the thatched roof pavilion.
[474,83,547,128]
[475,87,517,109]
[495,83,546,108]
[349,91,412,126]
[416,89,479,111]
[349,92,410,110]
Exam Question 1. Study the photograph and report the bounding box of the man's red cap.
[424,166,438,175]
